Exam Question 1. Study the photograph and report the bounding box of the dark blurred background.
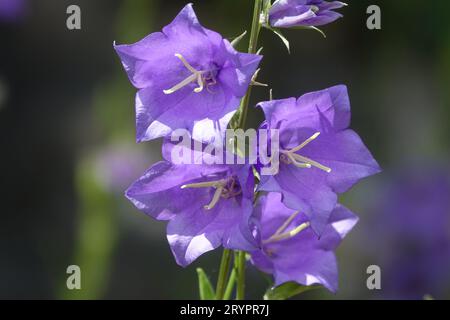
[0,0,449,299]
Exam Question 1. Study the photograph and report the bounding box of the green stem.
[223,268,237,300]
[237,0,263,130]
[233,0,263,301]
[215,249,232,300]
[214,0,262,301]
[236,250,247,300]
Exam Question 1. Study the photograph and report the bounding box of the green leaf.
[196,268,216,300]
[263,282,321,300]
[268,27,290,53]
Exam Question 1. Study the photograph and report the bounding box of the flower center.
[163,53,217,95]
[263,210,310,245]
[280,132,332,173]
[181,176,242,210]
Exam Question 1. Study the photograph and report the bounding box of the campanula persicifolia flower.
[125,140,258,267]
[257,85,380,234]
[250,193,358,292]
[269,0,346,28]
[114,3,262,143]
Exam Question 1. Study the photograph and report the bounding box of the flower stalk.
[215,249,232,300]
[237,0,263,130]
[214,0,263,301]
[236,250,247,300]
[233,0,263,300]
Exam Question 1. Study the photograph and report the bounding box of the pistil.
[280,132,332,173]
[163,53,209,95]
[181,177,241,210]
[263,210,310,244]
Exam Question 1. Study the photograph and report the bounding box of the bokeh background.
[1,0,449,299]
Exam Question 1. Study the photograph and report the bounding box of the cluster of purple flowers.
[115,2,379,294]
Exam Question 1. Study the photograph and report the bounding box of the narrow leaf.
[196,268,216,300]
[231,30,248,48]
[269,27,290,53]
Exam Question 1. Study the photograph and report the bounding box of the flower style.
[114,3,262,143]
[125,141,258,267]
[250,193,358,292]
[257,85,380,234]
[269,0,346,28]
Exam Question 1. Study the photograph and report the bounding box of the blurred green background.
[0,0,449,299]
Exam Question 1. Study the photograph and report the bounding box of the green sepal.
[266,26,290,53]
[231,30,248,48]
[291,25,327,38]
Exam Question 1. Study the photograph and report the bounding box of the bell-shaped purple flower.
[125,142,258,266]
[257,85,380,234]
[269,0,347,28]
[114,4,262,143]
[250,193,358,293]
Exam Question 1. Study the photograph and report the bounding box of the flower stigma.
[263,210,310,245]
[181,176,242,210]
[280,132,332,173]
[163,53,217,95]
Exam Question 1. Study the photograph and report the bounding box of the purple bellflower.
[114,4,262,143]
[125,141,258,267]
[250,193,358,293]
[257,85,380,234]
[269,0,346,28]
